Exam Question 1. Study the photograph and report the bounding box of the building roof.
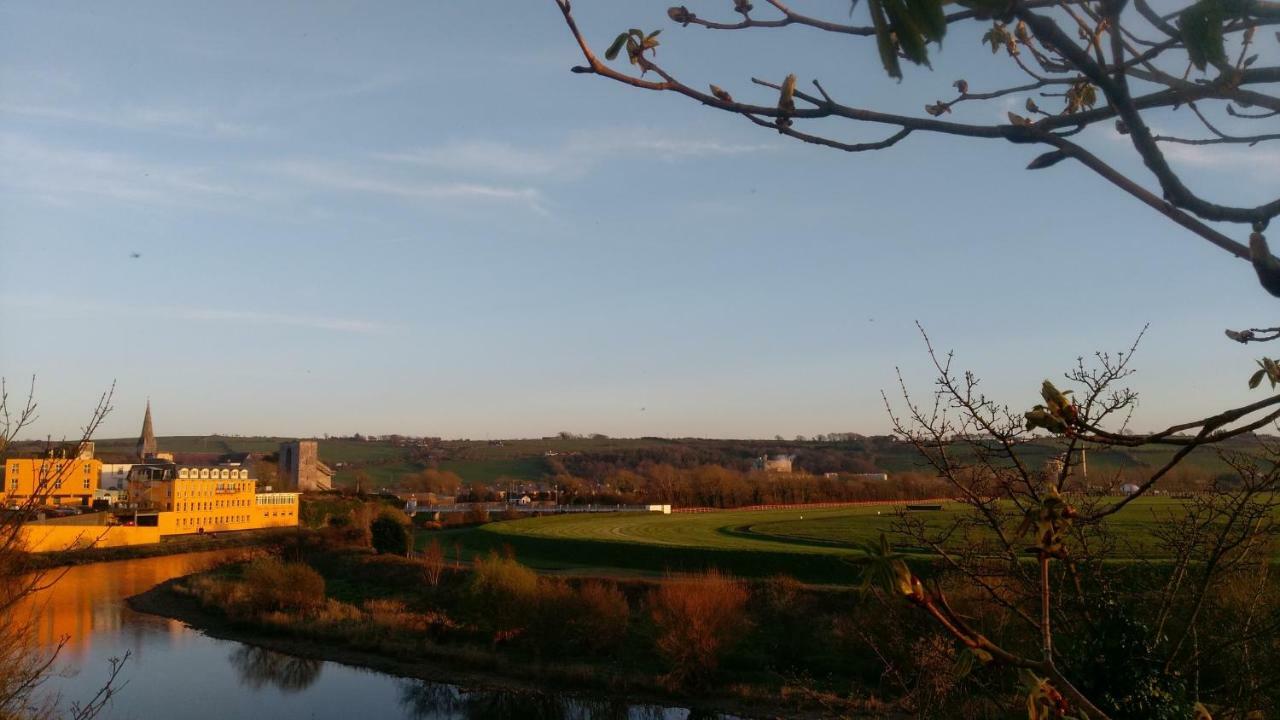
[136,401,157,460]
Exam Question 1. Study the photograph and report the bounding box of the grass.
[81,434,1255,490]
[437,458,549,484]
[421,498,1279,584]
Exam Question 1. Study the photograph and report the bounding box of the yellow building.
[2,454,102,508]
[16,403,301,552]
[130,464,299,534]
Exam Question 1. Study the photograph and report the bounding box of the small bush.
[371,513,411,556]
[755,574,817,670]
[570,580,631,654]
[649,570,750,687]
[465,507,491,525]
[243,558,327,614]
[468,551,540,637]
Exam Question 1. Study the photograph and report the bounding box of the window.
[83,477,91,490]
[54,478,62,490]
[179,468,189,479]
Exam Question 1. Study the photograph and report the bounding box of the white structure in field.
[753,455,795,473]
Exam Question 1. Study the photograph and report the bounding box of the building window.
[54,478,62,490]
[83,477,91,490]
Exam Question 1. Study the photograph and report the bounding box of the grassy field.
[437,457,549,484]
[423,498,1271,584]
[78,433,1259,491]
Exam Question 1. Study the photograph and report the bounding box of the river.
[23,551,733,719]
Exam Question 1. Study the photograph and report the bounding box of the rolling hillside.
[55,432,1267,489]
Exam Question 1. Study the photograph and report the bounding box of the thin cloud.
[1160,142,1280,179]
[0,132,254,207]
[1,296,393,335]
[376,128,779,180]
[268,159,549,215]
[1103,124,1280,180]
[0,102,267,139]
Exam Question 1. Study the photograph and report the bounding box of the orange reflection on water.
[19,550,238,662]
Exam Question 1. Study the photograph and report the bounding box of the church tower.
[136,401,157,460]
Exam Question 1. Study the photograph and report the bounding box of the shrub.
[468,551,540,637]
[371,513,411,556]
[524,578,578,652]
[465,507,491,525]
[755,574,816,670]
[649,570,750,687]
[569,580,631,654]
[243,558,326,614]
[1062,598,1194,720]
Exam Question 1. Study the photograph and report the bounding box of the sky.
[1,1,1277,441]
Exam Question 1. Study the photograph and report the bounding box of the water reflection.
[397,680,726,720]
[230,645,323,693]
[25,552,739,720]
[22,550,235,660]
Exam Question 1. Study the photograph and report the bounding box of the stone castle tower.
[278,440,333,492]
[136,401,157,460]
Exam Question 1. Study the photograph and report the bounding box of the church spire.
[136,400,157,460]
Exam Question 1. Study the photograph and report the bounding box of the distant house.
[753,455,795,474]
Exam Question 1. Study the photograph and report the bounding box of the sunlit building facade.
[1,449,102,508]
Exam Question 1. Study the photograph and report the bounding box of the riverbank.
[128,572,892,720]
[23,527,296,570]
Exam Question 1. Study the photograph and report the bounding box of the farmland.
[428,497,1275,584]
[79,432,1267,491]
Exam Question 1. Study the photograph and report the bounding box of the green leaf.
[882,0,930,66]
[1179,0,1228,71]
[604,32,629,61]
[867,0,903,80]
[905,0,947,43]
[1249,368,1266,389]
[982,24,1007,54]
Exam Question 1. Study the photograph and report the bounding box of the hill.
[55,432,1268,492]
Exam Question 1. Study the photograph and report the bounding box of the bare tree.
[422,537,446,587]
[550,3,1280,714]
[552,0,1280,339]
[0,377,127,719]
[869,329,1280,718]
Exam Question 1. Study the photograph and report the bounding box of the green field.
[426,498,1269,584]
[76,432,1263,493]
[437,458,549,484]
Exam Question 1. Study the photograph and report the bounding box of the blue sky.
[1,1,1277,441]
